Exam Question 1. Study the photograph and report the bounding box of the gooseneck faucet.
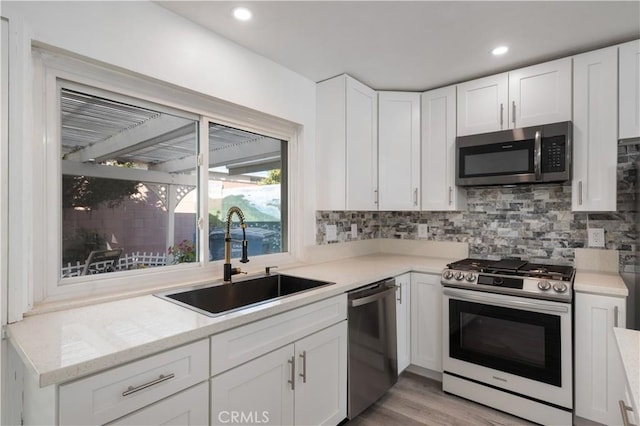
[223,206,249,282]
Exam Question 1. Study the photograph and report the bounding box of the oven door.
[443,288,572,409]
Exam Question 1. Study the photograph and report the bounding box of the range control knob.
[443,270,454,280]
[454,272,465,281]
[465,273,476,282]
[553,282,568,293]
[537,280,551,291]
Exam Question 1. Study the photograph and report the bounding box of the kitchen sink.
[155,274,334,317]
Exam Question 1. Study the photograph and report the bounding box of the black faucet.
[223,206,249,282]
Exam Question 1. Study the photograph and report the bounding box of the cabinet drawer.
[107,381,209,426]
[211,294,347,376]
[59,339,209,425]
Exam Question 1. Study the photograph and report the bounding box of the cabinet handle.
[534,130,542,180]
[374,189,378,205]
[448,186,453,205]
[287,356,295,390]
[122,373,175,397]
[619,400,634,426]
[578,181,583,205]
[512,101,516,125]
[500,103,504,128]
[396,284,402,303]
[299,351,307,383]
[413,188,418,206]
[615,306,619,327]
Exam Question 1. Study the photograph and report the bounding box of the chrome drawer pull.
[299,351,307,383]
[288,356,295,390]
[619,400,635,426]
[122,373,175,397]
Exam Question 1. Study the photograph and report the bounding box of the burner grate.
[446,258,575,281]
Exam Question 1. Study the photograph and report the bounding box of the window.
[206,122,287,262]
[32,49,298,304]
[60,88,199,278]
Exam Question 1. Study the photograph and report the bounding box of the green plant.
[168,239,196,264]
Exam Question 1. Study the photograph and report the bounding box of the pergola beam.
[65,115,194,163]
[62,160,196,186]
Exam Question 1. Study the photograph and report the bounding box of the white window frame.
[31,48,300,308]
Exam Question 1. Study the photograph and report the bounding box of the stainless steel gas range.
[441,258,575,425]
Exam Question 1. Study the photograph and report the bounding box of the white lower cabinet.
[58,339,210,426]
[410,273,442,372]
[211,344,294,426]
[109,381,209,426]
[395,273,411,374]
[210,321,348,426]
[575,291,627,425]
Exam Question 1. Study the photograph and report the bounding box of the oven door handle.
[443,288,570,313]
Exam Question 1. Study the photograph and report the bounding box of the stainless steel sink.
[155,274,334,317]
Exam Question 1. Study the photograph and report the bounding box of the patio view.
[60,88,285,278]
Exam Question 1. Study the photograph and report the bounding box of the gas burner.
[442,257,575,302]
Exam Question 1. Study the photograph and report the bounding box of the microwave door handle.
[534,130,542,180]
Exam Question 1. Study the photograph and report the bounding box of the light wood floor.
[346,372,537,426]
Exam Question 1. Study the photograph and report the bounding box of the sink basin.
[155,274,334,317]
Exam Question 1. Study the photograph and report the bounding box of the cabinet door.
[410,273,442,371]
[421,86,465,211]
[378,91,421,211]
[456,73,508,136]
[211,345,294,426]
[572,46,618,212]
[109,382,208,426]
[575,292,627,425]
[316,76,347,210]
[508,58,572,129]
[346,76,378,210]
[395,273,411,373]
[619,39,640,140]
[294,322,347,426]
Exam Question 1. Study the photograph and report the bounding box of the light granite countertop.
[8,251,630,389]
[574,271,629,297]
[614,327,640,419]
[7,253,449,387]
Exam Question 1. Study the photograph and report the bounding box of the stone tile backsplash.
[316,143,640,273]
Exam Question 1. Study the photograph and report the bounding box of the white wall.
[1,1,318,311]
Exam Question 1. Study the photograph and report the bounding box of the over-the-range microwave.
[455,121,572,186]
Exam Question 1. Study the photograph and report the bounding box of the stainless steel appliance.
[441,258,575,425]
[456,121,572,186]
[347,278,397,419]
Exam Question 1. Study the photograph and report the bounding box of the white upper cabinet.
[346,77,378,210]
[572,46,618,212]
[456,73,508,136]
[378,91,421,211]
[508,58,572,129]
[619,39,640,140]
[457,58,572,136]
[421,85,466,211]
[316,74,378,211]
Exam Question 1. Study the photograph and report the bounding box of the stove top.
[442,257,575,302]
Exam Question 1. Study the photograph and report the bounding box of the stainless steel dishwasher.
[347,277,398,419]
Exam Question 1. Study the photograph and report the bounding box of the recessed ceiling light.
[492,46,509,56]
[233,7,252,21]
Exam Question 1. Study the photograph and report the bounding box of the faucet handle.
[265,265,278,275]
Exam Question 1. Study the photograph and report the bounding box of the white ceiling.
[156,1,640,91]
